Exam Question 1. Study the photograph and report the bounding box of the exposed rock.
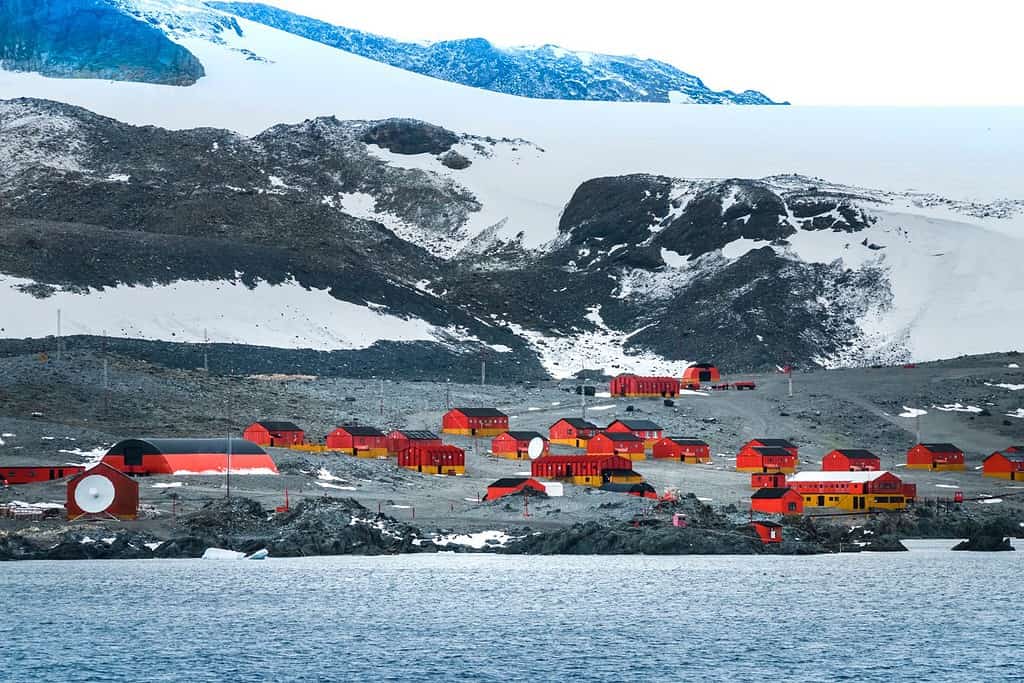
[361,119,458,155]
[440,150,472,170]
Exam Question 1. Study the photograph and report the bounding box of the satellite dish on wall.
[74,474,116,514]
[527,437,545,460]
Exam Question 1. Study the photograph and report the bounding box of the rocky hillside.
[208,1,784,105]
[2,98,1021,378]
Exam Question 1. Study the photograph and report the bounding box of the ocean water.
[1,540,1020,682]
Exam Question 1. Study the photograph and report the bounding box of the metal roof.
[666,437,709,446]
[918,443,962,453]
[106,438,267,456]
[832,449,879,459]
[451,408,508,418]
[788,471,894,483]
[751,487,797,499]
[254,421,303,432]
[391,430,440,440]
[504,431,546,441]
[610,419,663,431]
[333,425,385,437]
[553,418,599,430]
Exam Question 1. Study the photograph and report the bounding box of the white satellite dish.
[527,437,545,460]
[74,474,116,514]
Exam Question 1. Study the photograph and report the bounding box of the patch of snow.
[1009,363,1020,369]
[722,238,772,260]
[986,382,1024,391]
[934,484,960,489]
[201,548,247,560]
[660,248,688,267]
[151,482,183,489]
[0,274,470,352]
[315,481,357,491]
[899,407,927,418]
[587,404,617,412]
[105,173,130,182]
[979,498,1004,504]
[431,529,514,549]
[144,542,161,551]
[932,403,983,414]
[1005,409,1024,419]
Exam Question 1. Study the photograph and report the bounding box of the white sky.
[261,0,1023,105]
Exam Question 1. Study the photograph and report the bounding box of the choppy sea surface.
[1,540,1020,682]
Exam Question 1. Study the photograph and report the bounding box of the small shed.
[682,363,720,388]
[242,421,305,447]
[751,472,787,489]
[751,487,804,515]
[442,408,509,436]
[66,463,139,520]
[326,425,388,457]
[587,432,646,460]
[906,443,965,471]
[652,437,711,463]
[750,520,783,544]
[491,431,549,459]
[398,444,465,475]
[549,418,600,447]
[822,449,881,472]
[609,374,681,398]
[485,477,546,501]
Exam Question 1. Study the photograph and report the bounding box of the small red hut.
[751,487,804,515]
[586,432,646,460]
[326,425,388,457]
[682,363,720,389]
[736,445,798,474]
[609,374,681,398]
[751,472,787,489]
[652,437,711,463]
[242,421,305,447]
[442,408,509,436]
[66,463,139,520]
[1,465,84,486]
[398,444,466,475]
[822,449,881,472]
[906,443,965,471]
[549,418,600,447]
[983,450,1024,480]
[485,477,546,501]
[386,430,442,457]
[750,520,783,544]
[606,419,664,448]
[491,431,549,459]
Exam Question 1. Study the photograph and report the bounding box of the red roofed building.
[822,449,881,472]
[1,465,84,486]
[66,463,139,521]
[609,374,681,398]
[906,443,966,471]
[531,454,634,486]
[398,444,465,475]
[736,439,798,474]
[750,521,783,544]
[102,438,278,475]
[750,487,804,515]
[491,431,549,460]
[326,425,388,458]
[586,432,646,461]
[652,437,711,463]
[983,449,1024,481]
[751,472,787,489]
[787,471,909,510]
[242,421,305,447]
[386,430,443,457]
[549,418,600,447]
[442,408,509,437]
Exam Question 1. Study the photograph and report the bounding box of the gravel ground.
[2,350,1023,537]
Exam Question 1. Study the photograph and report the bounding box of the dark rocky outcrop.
[361,119,458,155]
[952,521,1018,551]
[0,0,205,85]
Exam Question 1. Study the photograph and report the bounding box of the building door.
[565,465,573,478]
[124,446,144,468]
[817,495,825,507]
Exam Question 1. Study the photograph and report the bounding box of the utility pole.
[788,370,793,398]
[445,379,451,410]
[102,329,109,417]
[480,359,486,387]
[581,377,588,421]
[56,308,62,362]
[379,378,384,416]
[203,328,209,373]
[226,433,232,499]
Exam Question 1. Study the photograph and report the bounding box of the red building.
[531,454,634,486]
[606,419,664,448]
[485,477,546,501]
[822,449,881,471]
[491,431,549,459]
[586,432,647,461]
[751,487,804,515]
[1,465,84,486]
[398,444,466,475]
[601,481,659,499]
[906,443,965,471]
[66,463,139,520]
[743,439,798,458]
[442,408,509,437]
[787,471,910,510]
[750,521,783,544]
[983,449,1024,480]
[682,363,720,389]
[651,437,711,463]
[326,425,388,457]
[242,421,305,447]
[609,374,681,398]
[549,418,600,447]
[386,430,442,457]
[102,438,278,475]
[736,446,798,474]
[751,472,787,489]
